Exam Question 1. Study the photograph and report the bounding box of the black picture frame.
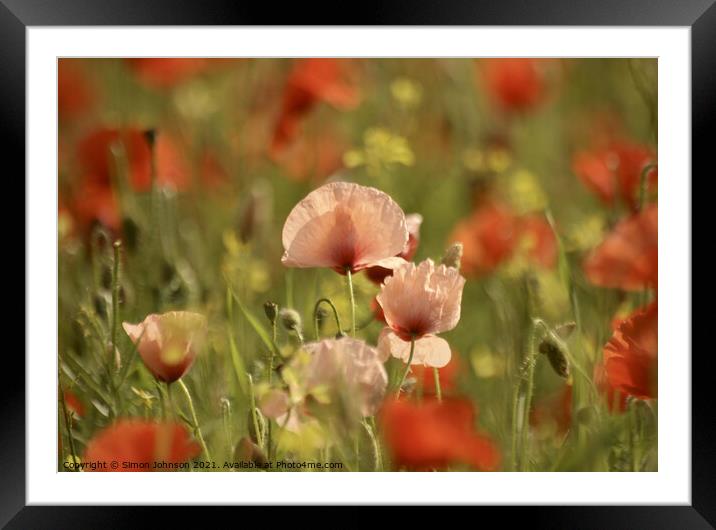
[3,0,710,526]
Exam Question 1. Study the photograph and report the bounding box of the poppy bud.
[279,308,302,334]
[538,332,570,378]
[441,242,463,270]
[315,307,329,331]
[264,301,279,324]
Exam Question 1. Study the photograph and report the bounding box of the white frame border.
[28,27,690,505]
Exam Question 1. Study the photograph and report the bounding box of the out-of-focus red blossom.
[155,133,227,190]
[271,129,347,182]
[480,59,549,113]
[593,362,628,413]
[380,398,500,471]
[271,58,360,155]
[366,214,423,285]
[412,355,460,397]
[451,200,518,276]
[572,142,657,210]
[450,200,557,277]
[58,60,96,120]
[604,302,657,400]
[519,215,558,269]
[530,385,572,434]
[69,180,121,233]
[125,58,210,89]
[83,420,201,471]
[63,389,85,418]
[584,204,657,291]
[76,128,152,191]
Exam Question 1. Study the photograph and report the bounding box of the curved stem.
[345,268,356,336]
[395,336,416,398]
[313,298,343,339]
[364,417,383,471]
[433,367,442,403]
[178,378,212,462]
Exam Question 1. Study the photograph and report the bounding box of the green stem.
[363,418,383,471]
[433,367,442,403]
[345,268,356,337]
[178,379,212,462]
[110,240,121,368]
[313,298,343,339]
[59,387,79,471]
[247,375,264,449]
[518,320,540,471]
[395,336,416,398]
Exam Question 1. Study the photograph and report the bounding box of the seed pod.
[538,333,570,378]
[279,308,302,334]
[264,301,279,324]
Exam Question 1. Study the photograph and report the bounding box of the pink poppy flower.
[281,182,409,274]
[260,337,388,431]
[366,213,423,285]
[122,311,207,383]
[376,259,465,368]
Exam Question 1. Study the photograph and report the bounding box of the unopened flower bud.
[441,242,463,270]
[279,308,302,334]
[538,332,570,378]
[264,301,279,324]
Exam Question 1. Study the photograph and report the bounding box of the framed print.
[5,0,712,526]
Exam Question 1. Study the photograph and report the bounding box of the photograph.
[56,57,658,473]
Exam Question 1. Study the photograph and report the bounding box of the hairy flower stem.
[395,336,416,398]
[266,322,277,461]
[512,319,541,471]
[345,268,357,336]
[433,367,443,402]
[364,417,383,471]
[178,378,212,462]
[313,298,343,339]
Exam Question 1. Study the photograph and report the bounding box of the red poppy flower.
[380,398,500,471]
[69,180,122,233]
[155,133,227,191]
[480,59,548,113]
[572,142,656,210]
[84,420,201,471]
[450,200,519,276]
[583,204,657,291]
[272,128,348,183]
[76,128,152,191]
[519,214,558,269]
[593,362,628,413]
[603,302,657,400]
[271,58,359,155]
[58,59,96,120]
[411,355,460,397]
[125,58,209,89]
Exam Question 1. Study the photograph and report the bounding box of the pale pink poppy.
[260,337,388,431]
[376,259,465,368]
[122,311,207,383]
[281,182,409,274]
